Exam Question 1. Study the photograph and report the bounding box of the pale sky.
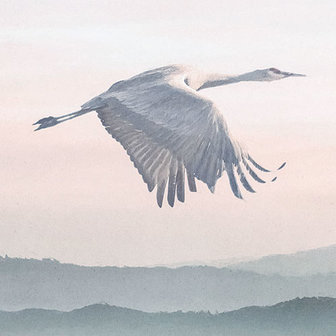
[1,0,335,266]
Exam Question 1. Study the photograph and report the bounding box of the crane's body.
[34,65,304,207]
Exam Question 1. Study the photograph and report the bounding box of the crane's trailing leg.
[33,109,91,131]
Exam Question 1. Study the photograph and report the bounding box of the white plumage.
[34,65,305,207]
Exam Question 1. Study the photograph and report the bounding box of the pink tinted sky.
[1,0,335,266]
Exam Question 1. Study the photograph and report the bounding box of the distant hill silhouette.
[0,297,335,335]
[156,244,336,276]
[229,244,336,276]
[1,256,336,312]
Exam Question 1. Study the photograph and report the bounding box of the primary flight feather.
[34,65,305,207]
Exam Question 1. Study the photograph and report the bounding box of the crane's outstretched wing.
[83,75,270,207]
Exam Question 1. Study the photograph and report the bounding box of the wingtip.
[147,184,155,192]
[177,196,185,203]
[277,162,286,170]
[232,185,244,200]
[156,196,164,208]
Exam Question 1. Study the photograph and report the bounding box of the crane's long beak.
[282,71,306,77]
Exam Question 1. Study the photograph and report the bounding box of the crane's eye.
[269,68,281,74]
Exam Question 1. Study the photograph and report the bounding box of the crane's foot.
[33,116,59,131]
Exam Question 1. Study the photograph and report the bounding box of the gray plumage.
[34,65,305,207]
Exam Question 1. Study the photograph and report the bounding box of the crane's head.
[249,68,306,82]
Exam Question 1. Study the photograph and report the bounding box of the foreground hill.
[229,244,336,276]
[1,256,336,312]
[0,297,335,335]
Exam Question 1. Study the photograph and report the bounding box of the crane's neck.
[197,71,259,91]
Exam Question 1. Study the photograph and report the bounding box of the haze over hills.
[1,255,336,312]
[229,244,336,276]
[1,297,335,336]
[159,244,336,276]
[149,256,252,268]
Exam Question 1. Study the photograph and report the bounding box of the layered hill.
[1,256,336,312]
[229,244,336,276]
[1,297,335,336]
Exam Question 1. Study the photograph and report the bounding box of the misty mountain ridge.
[149,256,251,268]
[229,243,336,276]
[151,244,336,276]
[1,297,336,336]
[3,242,336,274]
[1,255,336,312]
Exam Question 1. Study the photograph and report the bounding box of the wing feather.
[156,177,168,208]
[226,165,243,199]
[176,160,185,202]
[187,171,197,192]
[167,158,178,207]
